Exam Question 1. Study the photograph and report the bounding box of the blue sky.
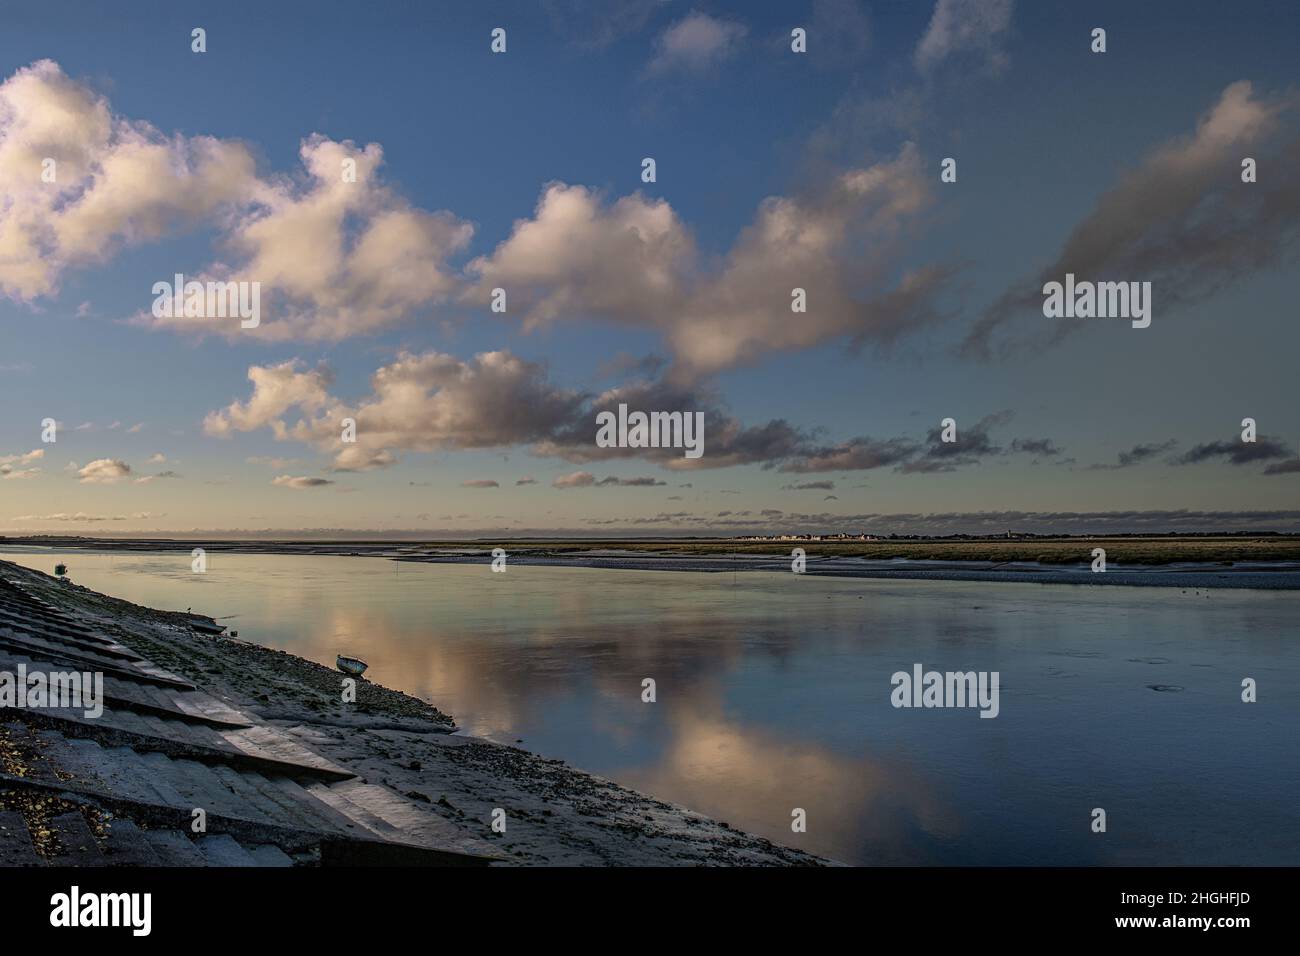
[1,0,1298,535]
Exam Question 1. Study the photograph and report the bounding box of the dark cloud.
[1263,459,1300,476]
[1087,439,1179,470]
[1009,438,1061,457]
[580,508,1300,535]
[1175,436,1291,466]
[597,475,667,486]
[964,82,1300,358]
[779,436,919,473]
[772,410,1053,475]
[898,410,1013,473]
[217,348,1062,481]
[554,471,667,488]
[534,375,814,470]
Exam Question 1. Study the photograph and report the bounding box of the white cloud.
[11,511,159,522]
[0,56,968,412]
[543,0,665,48]
[143,135,474,341]
[0,62,471,340]
[204,361,334,437]
[467,144,948,376]
[76,458,131,483]
[464,184,694,332]
[208,353,885,475]
[0,449,43,466]
[0,60,255,299]
[208,351,585,472]
[2,59,949,370]
[272,475,334,489]
[0,448,44,480]
[648,12,747,74]
[553,471,597,488]
[914,0,1013,73]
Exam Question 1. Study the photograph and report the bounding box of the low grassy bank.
[5,535,1300,566]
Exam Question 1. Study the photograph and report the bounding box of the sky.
[1,0,1298,537]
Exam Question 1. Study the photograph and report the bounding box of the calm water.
[4,547,1298,865]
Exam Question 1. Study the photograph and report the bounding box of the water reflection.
[3,549,1297,865]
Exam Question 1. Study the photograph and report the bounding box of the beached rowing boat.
[337,655,368,676]
[182,614,226,635]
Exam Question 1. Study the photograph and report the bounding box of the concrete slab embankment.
[0,570,498,866]
[0,560,828,867]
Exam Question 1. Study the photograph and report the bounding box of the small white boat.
[336,655,368,676]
